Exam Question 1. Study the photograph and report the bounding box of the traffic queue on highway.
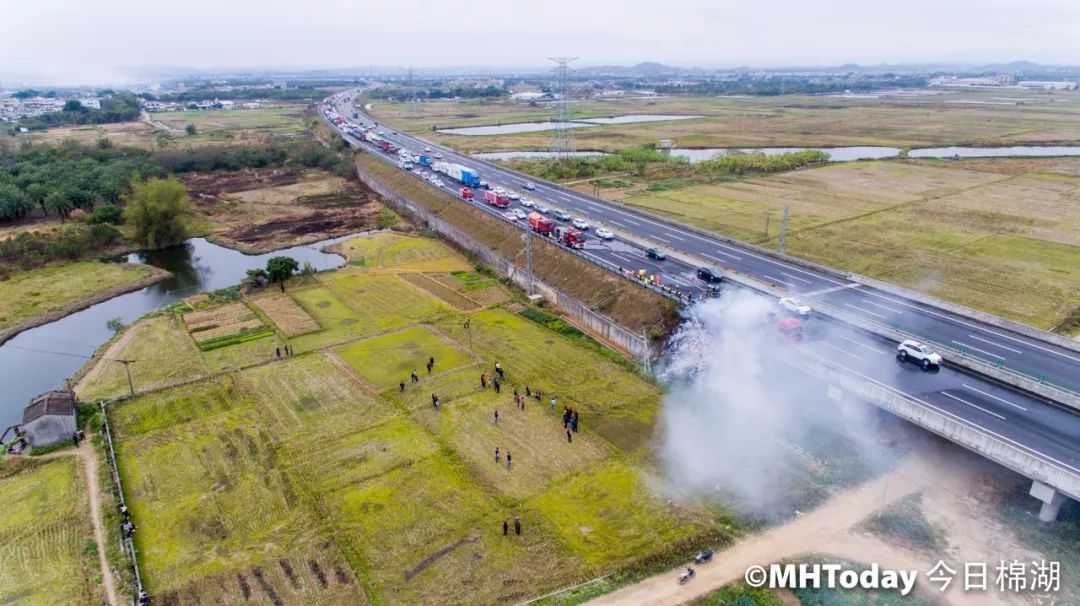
[323,94,961,369]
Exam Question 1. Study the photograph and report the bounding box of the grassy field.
[0,457,99,605]
[92,230,730,604]
[367,90,1080,153]
[333,231,473,272]
[151,105,308,146]
[624,159,1080,331]
[0,261,159,332]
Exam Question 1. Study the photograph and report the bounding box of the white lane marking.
[942,392,1006,420]
[762,274,789,285]
[844,303,886,319]
[862,299,905,315]
[652,235,673,244]
[821,341,861,358]
[860,290,1080,363]
[612,252,640,265]
[951,340,1006,361]
[962,384,1028,411]
[704,249,741,261]
[841,335,888,355]
[966,334,1023,354]
[608,220,626,227]
[621,217,641,226]
[665,232,687,242]
[781,272,813,285]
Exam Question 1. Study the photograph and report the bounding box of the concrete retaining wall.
[354,165,650,363]
[799,351,1080,502]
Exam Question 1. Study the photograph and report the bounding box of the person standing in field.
[551,395,557,413]
[493,378,501,393]
[493,409,499,425]
[495,362,504,380]
[495,447,500,463]
[506,452,512,470]
[399,380,406,393]
[503,520,509,536]
[481,373,488,389]
[426,357,434,374]
[411,370,419,385]
[514,517,521,535]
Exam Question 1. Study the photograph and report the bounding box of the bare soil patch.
[183,169,387,254]
[183,302,262,342]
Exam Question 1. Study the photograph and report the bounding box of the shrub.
[87,204,125,225]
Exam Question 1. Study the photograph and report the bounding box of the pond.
[438,115,704,136]
[671,146,902,162]
[0,235,353,429]
[907,146,1080,158]
[472,151,609,161]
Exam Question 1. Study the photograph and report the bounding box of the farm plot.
[333,231,472,272]
[399,272,481,311]
[321,271,452,331]
[0,458,99,606]
[411,390,611,499]
[250,291,321,337]
[110,375,368,603]
[182,302,271,350]
[335,325,474,390]
[433,309,662,453]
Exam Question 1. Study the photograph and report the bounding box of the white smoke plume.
[656,290,892,519]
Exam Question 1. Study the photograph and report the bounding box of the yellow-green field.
[367,90,1080,153]
[624,159,1080,331]
[0,458,100,605]
[94,232,728,604]
[0,261,160,332]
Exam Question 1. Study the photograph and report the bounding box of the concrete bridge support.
[1029,481,1068,522]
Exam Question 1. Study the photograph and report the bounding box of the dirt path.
[75,324,139,395]
[588,441,1034,606]
[23,441,119,605]
[79,438,120,606]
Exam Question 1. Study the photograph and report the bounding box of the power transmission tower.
[549,57,577,158]
[407,67,420,113]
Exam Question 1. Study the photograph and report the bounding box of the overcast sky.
[3,0,1079,85]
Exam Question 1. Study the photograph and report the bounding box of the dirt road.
[588,443,1032,606]
[79,438,120,606]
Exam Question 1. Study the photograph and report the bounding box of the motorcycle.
[694,549,714,564]
[678,567,695,585]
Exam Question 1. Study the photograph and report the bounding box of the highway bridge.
[324,91,1080,520]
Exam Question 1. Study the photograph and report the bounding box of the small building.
[22,390,77,447]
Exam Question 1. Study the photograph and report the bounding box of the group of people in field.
[400,353,588,538]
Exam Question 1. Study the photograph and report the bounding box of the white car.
[519,198,535,208]
[537,205,551,214]
[508,191,521,201]
[434,152,443,159]
[595,228,614,240]
[778,297,812,317]
[424,146,432,152]
[502,211,518,221]
[572,219,590,230]
[523,181,536,190]
[513,208,528,220]
[896,340,942,370]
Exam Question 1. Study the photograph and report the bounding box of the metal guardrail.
[99,399,145,605]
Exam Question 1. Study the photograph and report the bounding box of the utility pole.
[114,359,136,397]
[549,57,578,158]
[764,214,770,239]
[523,230,535,296]
[778,204,790,254]
[463,319,473,358]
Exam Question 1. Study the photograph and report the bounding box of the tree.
[45,189,74,221]
[265,256,299,290]
[0,183,33,222]
[185,124,197,136]
[123,177,189,249]
[63,100,87,113]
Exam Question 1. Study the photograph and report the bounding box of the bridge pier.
[1030,481,1067,522]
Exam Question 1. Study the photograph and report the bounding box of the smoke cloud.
[657,290,893,521]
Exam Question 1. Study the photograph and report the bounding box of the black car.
[696,267,723,283]
[646,247,667,261]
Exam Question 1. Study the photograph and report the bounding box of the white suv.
[896,340,942,370]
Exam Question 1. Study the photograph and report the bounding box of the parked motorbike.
[678,567,696,585]
[694,549,715,564]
